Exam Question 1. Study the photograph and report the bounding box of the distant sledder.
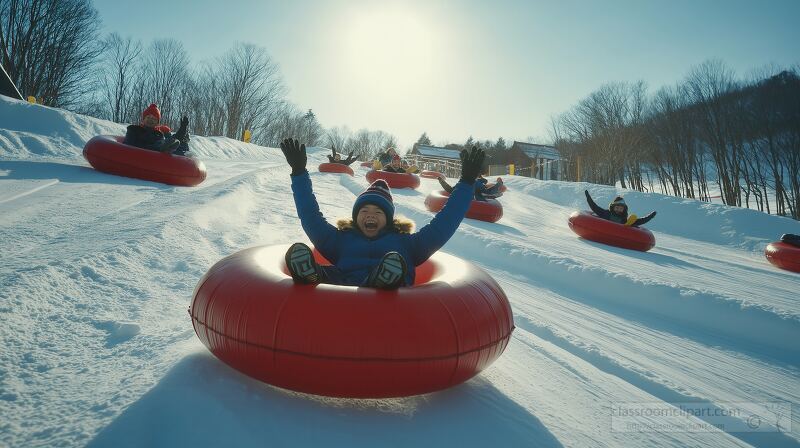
[123,104,191,156]
[327,147,357,166]
[584,190,656,227]
[438,175,504,201]
[765,233,800,273]
[566,191,656,251]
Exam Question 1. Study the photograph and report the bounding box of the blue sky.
[93,0,799,148]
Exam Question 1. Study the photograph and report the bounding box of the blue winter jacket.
[290,172,474,286]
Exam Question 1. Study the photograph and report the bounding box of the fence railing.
[405,155,462,178]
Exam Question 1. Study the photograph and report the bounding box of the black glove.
[459,146,485,183]
[280,138,307,176]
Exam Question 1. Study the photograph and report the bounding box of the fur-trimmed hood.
[336,216,415,234]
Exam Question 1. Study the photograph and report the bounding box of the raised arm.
[407,147,484,265]
[632,211,657,227]
[281,138,340,259]
[585,190,608,218]
[343,152,357,165]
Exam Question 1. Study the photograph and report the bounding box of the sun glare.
[343,7,439,95]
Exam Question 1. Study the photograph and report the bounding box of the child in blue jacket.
[280,138,484,289]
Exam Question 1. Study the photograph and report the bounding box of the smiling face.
[391,158,401,168]
[611,204,626,215]
[141,115,158,128]
[356,204,387,237]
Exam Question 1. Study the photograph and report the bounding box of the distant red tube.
[420,170,445,180]
[425,190,503,223]
[318,163,354,176]
[365,169,420,189]
[83,135,206,187]
[189,244,514,398]
[765,242,800,273]
[360,161,373,167]
[568,210,655,251]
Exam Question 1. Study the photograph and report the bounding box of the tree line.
[0,0,399,152]
[551,60,800,220]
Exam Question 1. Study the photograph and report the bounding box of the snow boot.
[285,242,321,284]
[161,138,181,154]
[152,138,180,154]
[366,252,407,290]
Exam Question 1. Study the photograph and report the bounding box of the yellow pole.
[243,129,251,143]
[509,164,515,176]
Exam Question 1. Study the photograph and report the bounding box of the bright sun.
[343,7,438,94]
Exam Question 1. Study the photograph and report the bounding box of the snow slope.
[1,96,799,447]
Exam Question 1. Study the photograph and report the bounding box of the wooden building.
[508,141,564,180]
[407,144,463,178]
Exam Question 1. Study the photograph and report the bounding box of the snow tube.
[83,135,206,187]
[420,170,445,180]
[568,210,655,252]
[365,170,420,189]
[318,163,354,176]
[765,242,800,273]
[360,161,373,167]
[189,244,514,398]
[425,190,503,223]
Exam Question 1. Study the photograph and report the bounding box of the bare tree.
[683,59,741,206]
[134,39,190,126]
[100,33,142,122]
[0,0,103,107]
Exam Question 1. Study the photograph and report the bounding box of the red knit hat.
[141,104,161,122]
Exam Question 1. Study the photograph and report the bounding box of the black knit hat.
[609,196,628,214]
[352,179,394,223]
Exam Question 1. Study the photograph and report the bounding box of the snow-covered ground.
[1,96,799,447]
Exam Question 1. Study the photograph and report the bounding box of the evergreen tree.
[416,132,432,145]
[493,137,507,151]
[464,136,475,149]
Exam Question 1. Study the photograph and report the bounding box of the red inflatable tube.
[189,244,514,398]
[425,190,503,223]
[360,161,373,167]
[365,169,420,189]
[83,135,206,187]
[420,170,445,180]
[765,242,800,273]
[318,163,354,176]
[568,210,655,252]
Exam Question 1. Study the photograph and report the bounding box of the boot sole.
[286,244,319,284]
[371,253,406,289]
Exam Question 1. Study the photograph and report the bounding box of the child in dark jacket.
[281,138,484,289]
[123,104,191,155]
[327,147,357,165]
[584,190,656,227]
[382,155,406,173]
[438,175,503,201]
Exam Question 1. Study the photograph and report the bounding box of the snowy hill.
[1,95,798,448]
